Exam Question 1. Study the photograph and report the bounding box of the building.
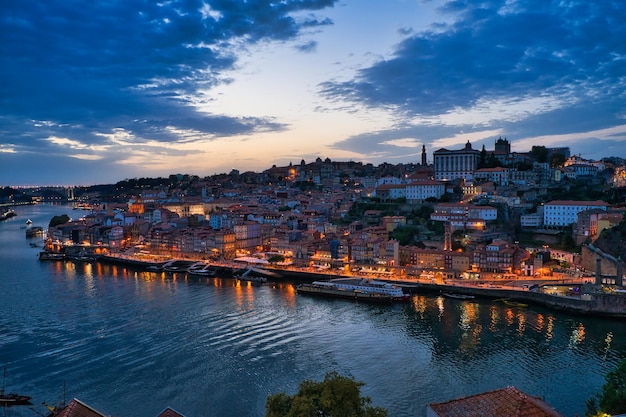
[472,239,528,273]
[433,141,480,181]
[53,398,187,417]
[543,200,608,228]
[427,386,564,417]
[474,167,510,186]
[405,180,446,202]
[430,203,497,229]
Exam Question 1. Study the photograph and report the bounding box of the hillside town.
[5,139,626,289]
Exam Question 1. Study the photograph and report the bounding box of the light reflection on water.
[1,205,625,417]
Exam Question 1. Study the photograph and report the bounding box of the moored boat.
[1,367,31,406]
[296,277,411,303]
[162,260,197,273]
[25,226,44,238]
[0,209,17,221]
[442,292,475,300]
[235,268,268,285]
[503,299,528,307]
[187,262,217,276]
[39,251,66,261]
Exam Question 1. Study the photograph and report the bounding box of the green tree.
[550,153,566,167]
[530,145,548,163]
[267,254,285,264]
[265,371,388,417]
[49,214,71,227]
[586,359,626,416]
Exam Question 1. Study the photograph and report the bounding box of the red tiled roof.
[156,407,186,417]
[53,399,107,417]
[427,386,564,417]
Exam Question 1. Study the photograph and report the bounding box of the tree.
[267,254,285,264]
[265,371,388,417]
[586,359,626,416]
[49,214,71,227]
[530,145,548,163]
[550,153,566,167]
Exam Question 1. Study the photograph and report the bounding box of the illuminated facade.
[433,141,480,181]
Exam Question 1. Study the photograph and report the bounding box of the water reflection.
[6,205,626,417]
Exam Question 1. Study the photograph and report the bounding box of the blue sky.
[1,0,625,186]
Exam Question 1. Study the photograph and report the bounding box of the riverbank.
[74,253,626,320]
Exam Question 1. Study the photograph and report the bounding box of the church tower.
[421,145,427,166]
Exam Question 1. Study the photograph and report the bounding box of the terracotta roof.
[156,407,186,417]
[53,399,107,417]
[427,386,564,417]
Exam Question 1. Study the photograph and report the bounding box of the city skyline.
[2,0,625,186]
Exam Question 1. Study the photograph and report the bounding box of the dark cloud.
[0,0,337,152]
[320,0,626,118]
[296,40,318,53]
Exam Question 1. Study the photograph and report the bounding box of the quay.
[60,252,626,319]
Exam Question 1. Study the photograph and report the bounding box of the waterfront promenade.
[91,251,626,319]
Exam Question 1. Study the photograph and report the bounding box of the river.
[0,204,624,417]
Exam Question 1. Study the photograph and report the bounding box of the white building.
[433,141,480,181]
[543,200,608,228]
[474,167,510,185]
[405,180,446,202]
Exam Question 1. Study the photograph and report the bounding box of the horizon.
[2,1,625,186]
[2,146,623,189]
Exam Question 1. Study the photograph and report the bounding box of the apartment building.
[543,200,608,228]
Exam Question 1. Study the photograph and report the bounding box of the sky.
[1,0,625,186]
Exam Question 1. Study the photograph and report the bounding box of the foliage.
[530,145,548,163]
[389,225,421,246]
[593,220,626,261]
[49,214,71,227]
[550,152,566,167]
[267,255,285,264]
[586,359,626,416]
[265,371,388,417]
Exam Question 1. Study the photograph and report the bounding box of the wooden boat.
[503,299,528,307]
[0,367,31,406]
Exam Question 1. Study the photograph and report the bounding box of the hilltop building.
[433,141,480,181]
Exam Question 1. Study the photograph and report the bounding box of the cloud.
[321,0,626,161]
[323,1,625,115]
[0,0,337,152]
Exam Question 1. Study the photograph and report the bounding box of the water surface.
[0,204,623,417]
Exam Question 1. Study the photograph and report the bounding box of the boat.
[442,292,475,300]
[187,262,217,276]
[25,226,44,238]
[296,277,411,303]
[503,300,528,307]
[39,251,66,261]
[162,260,197,273]
[25,219,32,225]
[0,209,17,221]
[71,255,97,263]
[0,367,31,406]
[235,268,267,285]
